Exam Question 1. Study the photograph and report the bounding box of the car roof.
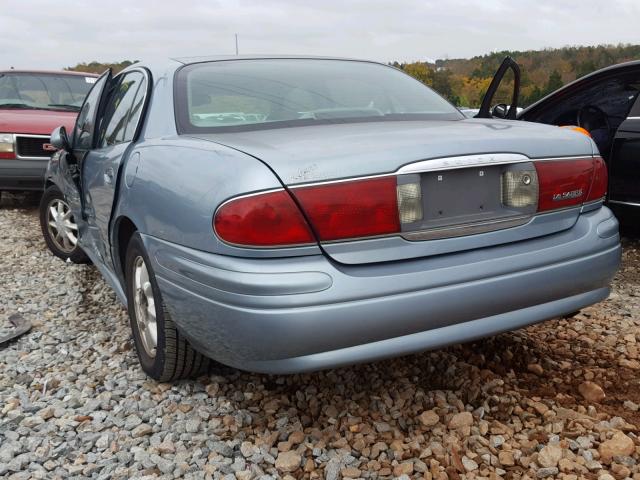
[170,54,374,65]
[0,69,99,77]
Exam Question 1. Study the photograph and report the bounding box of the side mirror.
[50,126,70,151]
[491,104,509,119]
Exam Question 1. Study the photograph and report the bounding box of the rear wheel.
[39,185,89,263]
[125,232,210,381]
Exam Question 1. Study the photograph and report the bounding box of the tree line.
[393,44,640,107]
[65,44,640,108]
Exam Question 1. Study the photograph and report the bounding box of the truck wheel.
[125,232,210,381]
[39,185,89,263]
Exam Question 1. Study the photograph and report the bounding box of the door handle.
[104,167,114,185]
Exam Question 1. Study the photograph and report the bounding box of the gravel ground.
[1,192,639,480]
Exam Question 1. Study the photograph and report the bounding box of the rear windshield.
[175,59,463,132]
[0,72,96,111]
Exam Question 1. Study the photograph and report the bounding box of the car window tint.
[98,72,144,148]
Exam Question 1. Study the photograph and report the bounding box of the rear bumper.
[0,160,47,191]
[143,207,621,374]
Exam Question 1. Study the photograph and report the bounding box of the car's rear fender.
[110,136,323,258]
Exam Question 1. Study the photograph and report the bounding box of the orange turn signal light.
[560,125,592,138]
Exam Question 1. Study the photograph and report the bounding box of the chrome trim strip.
[401,215,532,241]
[216,187,285,207]
[582,199,605,207]
[581,199,604,213]
[626,116,640,120]
[609,200,640,207]
[291,173,393,188]
[533,155,595,162]
[396,153,530,174]
[14,133,50,138]
[292,154,596,187]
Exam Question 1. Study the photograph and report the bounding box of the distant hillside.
[65,60,137,75]
[65,45,640,110]
[394,44,640,108]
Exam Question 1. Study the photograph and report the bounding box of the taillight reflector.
[535,159,594,212]
[292,177,400,241]
[214,190,314,247]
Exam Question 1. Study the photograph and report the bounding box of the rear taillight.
[292,177,400,241]
[214,156,607,248]
[535,158,594,212]
[214,177,403,247]
[214,190,314,247]
[586,156,608,202]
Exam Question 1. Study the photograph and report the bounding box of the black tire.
[125,232,210,381]
[39,185,89,264]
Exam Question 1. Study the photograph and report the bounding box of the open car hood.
[0,108,77,135]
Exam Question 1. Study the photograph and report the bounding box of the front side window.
[98,72,146,148]
[0,73,95,111]
[74,72,110,151]
[175,59,462,132]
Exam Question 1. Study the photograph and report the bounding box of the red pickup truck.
[0,70,97,192]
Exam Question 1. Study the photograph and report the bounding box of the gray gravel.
[1,192,639,479]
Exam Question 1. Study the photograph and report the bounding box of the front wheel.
[125,233,210,381]
[39,185,89,263]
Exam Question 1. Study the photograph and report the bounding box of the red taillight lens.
[0,152,16,159]
[214,190,315,247]
[586,156,608,202]
[292,177,400,241]
[535,159,594,212]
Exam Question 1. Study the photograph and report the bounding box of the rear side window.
[98,71,146,148]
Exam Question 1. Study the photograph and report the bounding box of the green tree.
[545,70,563,94]
[65,60,137,75]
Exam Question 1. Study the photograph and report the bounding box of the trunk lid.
[190,118,594,185]
[193,119,596,264]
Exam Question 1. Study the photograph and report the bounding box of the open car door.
[476,57,521,120]
[58,69,112,249]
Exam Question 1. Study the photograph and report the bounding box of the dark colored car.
[480,58,640,221]
[0,70,97,192]
[518,61,640,221]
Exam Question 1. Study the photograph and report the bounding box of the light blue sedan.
[40,56,621,380]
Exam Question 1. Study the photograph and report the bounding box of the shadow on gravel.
[181,299,639,432]
[0,191,41,211]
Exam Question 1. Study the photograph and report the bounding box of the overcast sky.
[1,0,639,69]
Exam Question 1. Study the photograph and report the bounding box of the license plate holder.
[420,166,504,229]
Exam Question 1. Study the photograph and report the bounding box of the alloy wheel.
[46,198,78,254]
[133,256,158,358]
